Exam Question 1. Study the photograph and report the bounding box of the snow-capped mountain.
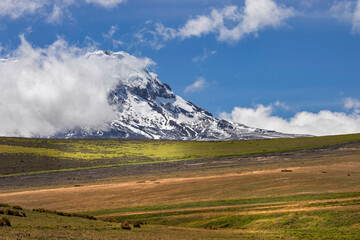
[58,50,303,140]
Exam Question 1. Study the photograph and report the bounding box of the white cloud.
[192,48,217,63]
[0,0,46,19]
[0,36,153,137]
[104,25,118,38]
[46,5,65,24]
[220,100,360,136]
[140,0,294,48]
[273,100,290,110]
[133,23,177,50]
[330,0,360,33]
[84,0,126,8]
[0,0,126,23]
[330,1,355,23]
[353,0,360,32]
[219,0,294,42]
[103,25,124,48]
[344,97,360,113]
[185,77,207,94]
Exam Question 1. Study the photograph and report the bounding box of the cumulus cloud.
[139,0,294,48]
[0,36,153,137]
[185,77,207,94]
[220,100,360,136]
[0,0,126,23]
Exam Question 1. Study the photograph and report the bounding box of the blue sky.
[1,0,360,135]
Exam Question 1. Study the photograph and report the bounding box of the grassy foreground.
[96,192,360,240]
[1,192,360,240]
[1,134,360,176]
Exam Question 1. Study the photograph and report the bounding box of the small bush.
[56,211,72,217]
[32,208,48,213]
[5,209,26,217]
[19,211,26,217]
[12,205,23,210]
[0,217,11,227]
[1,217,11,227]
[71,213,97,220]
[0,203,10,208]
[32,208,96,220]
[121,221,131,230]
[133,222,141,228]
[4,209,16,216]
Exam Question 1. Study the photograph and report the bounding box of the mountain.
[57,50,304,140]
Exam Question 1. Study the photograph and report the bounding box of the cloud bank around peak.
[137,0,294,49]
[0,36,153,137]
[220,99,360,136]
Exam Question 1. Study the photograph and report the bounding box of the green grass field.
[1,192,360,240]
[1,133,360,176]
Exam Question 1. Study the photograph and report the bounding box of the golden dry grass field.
[0,135,360,239]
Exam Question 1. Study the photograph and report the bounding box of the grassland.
[1,134,360,176]
[1,192,359,239]
[0,134,360,239]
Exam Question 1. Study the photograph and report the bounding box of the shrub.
[19,211,26,217]
[32,208,48,213]
[71,213,97,220]
[33,208,96,220]
[12,205,23,210]
[4,209,16,216]
[0,217,11,227]
[121,221,131,230]
[0,203,10,208]
[2,217,11,227]
[133,222,141,228]
[5,209,26,217]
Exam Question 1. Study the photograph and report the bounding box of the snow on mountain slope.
[58,50,304,140]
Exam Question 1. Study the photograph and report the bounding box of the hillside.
[0,134,360,178]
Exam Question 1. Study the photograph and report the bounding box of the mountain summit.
[59,51,302,140]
